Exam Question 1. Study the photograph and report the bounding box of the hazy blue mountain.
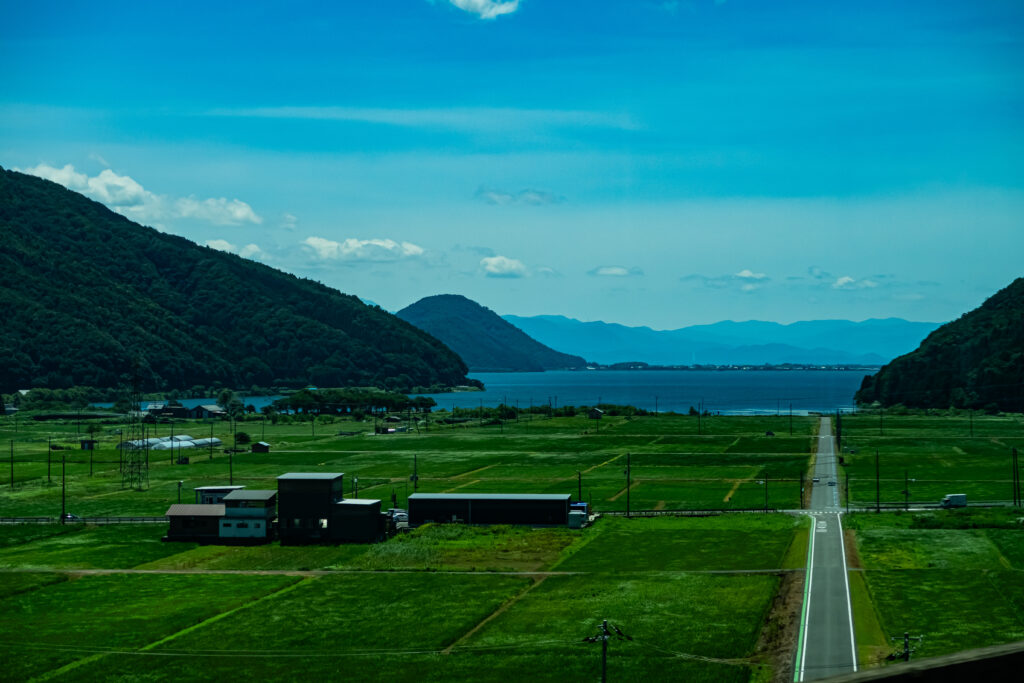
[503,315,942,365]
[397,295,587,372]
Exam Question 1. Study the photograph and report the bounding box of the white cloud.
[303,236,425,262]
[205,239,268,261]
[481,255,527,278]
[205,239,235,253]
[17,162,262,227]
[833,275,880,290]
[448,0,519,20]
[588,265,644,277]
[476,186,564,206]
[176,197,262,226]
[735,269,767,280]
[281,213,298,231]
[239,243,265,259]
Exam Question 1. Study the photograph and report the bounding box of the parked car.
[827,481,837,486]
[61,513,82,523]
[812,477,820,483]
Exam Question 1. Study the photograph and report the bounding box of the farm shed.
[408,493,572,526]
[194,485,245,504]
[165,504,224,542]
[332,499,385,542]
[251,441,270,453]
[277,472,345,544]
[220,489,277,542]
[190,404,226,419]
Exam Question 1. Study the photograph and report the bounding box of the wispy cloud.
[205,239,268,261]
[445,0,520,20]
[207,106,637,133]
[681,268,770,291]
[481,255,527,278]
[475,186,565,206]
[588,265,644,277]
[303,236,426,262]
[17,163,261,227]
[832,275,879,290]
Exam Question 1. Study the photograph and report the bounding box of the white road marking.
[797,514,816,682]
[837,513,858,672]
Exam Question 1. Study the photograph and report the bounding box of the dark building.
[408,493,572,526]
[332,499,385,542]
[277,472,344,544]
[165,503,224,542]
[251,441,271,453]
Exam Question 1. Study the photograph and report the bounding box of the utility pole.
[583,619,631,683]
[890,632,923,662]
[799,470,804,509]
[1012,447,1019,507]
[229,450,234,486]
[412,453,419,491]
[625,453,631,518]
[875,448,881,513]
[61,452,66,523]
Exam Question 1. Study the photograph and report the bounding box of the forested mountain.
[505,314,940,365]
[0,167,469,391]
[856,278,1024,411]
[396,295,587,372]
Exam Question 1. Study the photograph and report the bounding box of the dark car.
[61,513,83,523]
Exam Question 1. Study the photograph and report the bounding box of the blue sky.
[2,0,1022,327]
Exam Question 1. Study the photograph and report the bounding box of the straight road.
[794,417,857,681]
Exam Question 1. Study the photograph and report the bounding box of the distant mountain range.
[503,315,943,366]
[397,295,587,372]
[857,277,1024,411]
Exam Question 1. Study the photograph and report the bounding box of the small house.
[80,439,97,450]
[588,408,605,420]
[165,504,224,542]
[251,441,271,453]
[332,499,385,542]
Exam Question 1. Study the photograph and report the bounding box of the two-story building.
[219,489,277,542]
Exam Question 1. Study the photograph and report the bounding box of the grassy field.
[0,412,818,517]
[838,413,1024,506]
[847,509,1024,664]
[0,512,800,682]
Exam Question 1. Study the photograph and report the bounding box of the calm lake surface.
[420,370,869,415]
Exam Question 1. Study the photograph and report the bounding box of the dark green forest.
[856,277,1024,412]
[0,167,469,392]
[397,294,587,372]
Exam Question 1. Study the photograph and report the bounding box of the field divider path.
[30,577,311,682]
[442,575,548,654]
[582,452,624,474]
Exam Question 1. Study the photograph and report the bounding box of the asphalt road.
[795,417,858,681]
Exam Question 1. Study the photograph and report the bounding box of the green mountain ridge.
[396,294,587,372]
[0,167,469,392]
[855,277,1024,411]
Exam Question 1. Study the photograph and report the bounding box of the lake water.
[419,370,869,415]
[91,370,868,415]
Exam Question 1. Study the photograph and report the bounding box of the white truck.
[940,493,967,508]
